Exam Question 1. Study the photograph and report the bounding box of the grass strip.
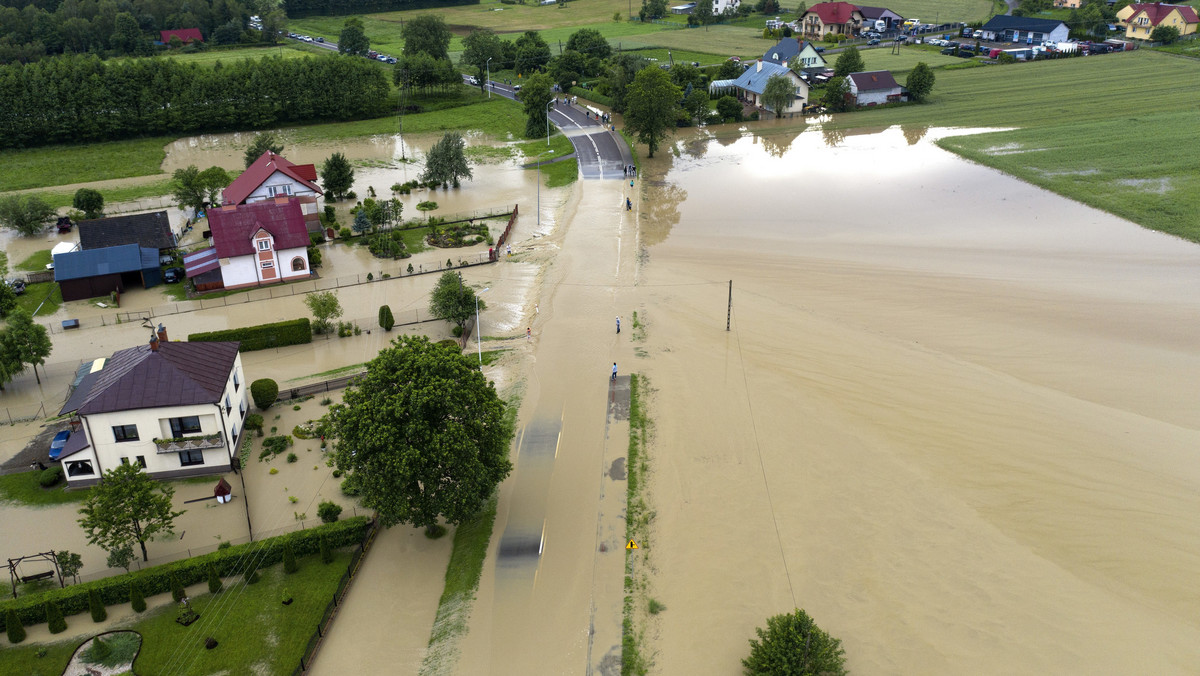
[0,470,90,507]
[542,159,580,188]
[287,363,369,383]
[39,179,176,211]
[15,250,52,272]
[15,282,63,317]
[622,373,651,676]
[418,494,500,676]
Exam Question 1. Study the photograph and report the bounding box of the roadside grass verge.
[623,373,653,676]
[479,350,505,366]
[0,471,90,507]
[542,159,579,187]
[418,494,500,675]
[15,250,52,272]
[516,132,575,163]
[16,282,63,316]
[0,552,350,676]
[0,137,171,193]
[111,44,320,67]
[937,111,1200,243]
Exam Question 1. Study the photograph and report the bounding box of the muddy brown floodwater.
[625,125,1200,674]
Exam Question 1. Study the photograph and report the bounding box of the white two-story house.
[221,151,323,234]
[56,328,248,486]
[205,197,313,290]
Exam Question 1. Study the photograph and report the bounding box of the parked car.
[814,45,825,52]
[7,278,25,295]
[941,46,958,55]
[385,57,397,64]
[973,30,983,38]
[895,35,908,42]
[867,38,881,45]
[513,84,522,92]
[315,37,324,42]
[49,430,70,460]
[956,49,976,58]
[164,267,185,284]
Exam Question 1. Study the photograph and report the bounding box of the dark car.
[867,38,881,45]
[956,49,976,58]
[49,430,70,460]
[164,267,185,284]
[7,278,24,295]
[941,46,958,55]
[813,46,825,53]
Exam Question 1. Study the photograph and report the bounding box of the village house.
[730,60,810,115]
[1116,2,1199,39]
[847,70,905,106]
[800,2,865,39]
[856,5,904,31]
[55,327,247,487]
[188,197,313,291]
[53,244,161,302]
[223,150,323,234]
[978,15,1070,44]
[77,211,176,258]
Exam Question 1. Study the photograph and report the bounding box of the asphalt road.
[476,79,634,180]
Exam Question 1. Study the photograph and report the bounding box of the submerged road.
[466,77,634,180]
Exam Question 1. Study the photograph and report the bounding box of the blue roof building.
[54,244,161,301]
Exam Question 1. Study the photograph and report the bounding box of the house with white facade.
[847,70,905,106]
[731,60,810,115]
[195,197,313,291]
[712,0,740,15]
[56,328,247,487]
[222,151,323,233]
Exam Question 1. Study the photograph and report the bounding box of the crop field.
[110,44,324,67]
[0,137,171,193]
[883,0,996,23]
[939,111,1200,243]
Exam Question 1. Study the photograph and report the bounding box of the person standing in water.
[611,362,618,381]
[616,316,620,334]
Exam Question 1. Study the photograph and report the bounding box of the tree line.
[0,53,391,149]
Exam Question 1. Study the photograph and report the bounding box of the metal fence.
[277,373,365,403]
[293,517,380,674]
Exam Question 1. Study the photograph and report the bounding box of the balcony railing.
[155,432,224,454]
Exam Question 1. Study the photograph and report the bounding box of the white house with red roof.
[200,197,313,290]
[223,151,323,232]
[800,2,865,38]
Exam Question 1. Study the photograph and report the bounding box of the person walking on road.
[616,316,621,334]
[611,362,618,382]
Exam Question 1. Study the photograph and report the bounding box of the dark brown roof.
[76,340,240,415]
[848,70,900,91]
[77,211,175,251]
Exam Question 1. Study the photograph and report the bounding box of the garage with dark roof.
[77,211,175,252]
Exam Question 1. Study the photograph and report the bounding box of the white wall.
[277,246,311,281]
[220,255,260,288]
[851,86,899,106]
[244,171,320,204]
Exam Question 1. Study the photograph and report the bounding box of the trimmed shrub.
[207,565,222,594]
[0,518,373,632]
[283,542,298,574]
[169,572,185,603]
[88,588,106,622]
[250,379,279,410]
[317,500,343,524]
[188,318,312,352]
[378,304,395,331]
[319,536,333,564]
[5,608,25,644]
[39,466,64,487]
[244,562,260,585]
[244,413,264,436]
[129,581,146,613]
[45,601,66,634]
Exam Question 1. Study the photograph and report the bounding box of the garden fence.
[276,373,366,403]
[294,516,380,674]
[491,204,520,261]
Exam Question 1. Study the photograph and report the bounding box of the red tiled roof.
[161,28,203,44]
[806,2,861,25]
[208,198,312,259]
[77,341,239,415]
[1128,2,1199,25]
[849,70,900,91]
[222,151,323,205]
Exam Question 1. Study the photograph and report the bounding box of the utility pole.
[726,280,732,331]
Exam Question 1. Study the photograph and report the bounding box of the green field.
[882,0,995,23]
[939,111,1200,242]
[0,137,171,193]
[111,44,324,66]
[859,45,963,73]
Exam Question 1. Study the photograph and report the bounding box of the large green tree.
[514,30,551,75]
[762,73,796,117]
[833,46,864,77]
[305,290,343,334]
[461,28,504,95]
[683,88,711,124]
[421,132,473,188]
[742,608,847,676]
[330,336,513,533]
[72,188,104,219]
[339,17,370,57]
[171,165,207,214]
[244,131,284,168]
[565,28,612,59]
[0,194,55,236]
[77,463,185,562]
[402,14,451,60]
[321,152,354,200]
[905,62,935,102]
[607,53,650,114]
[821,76,851,111]
[550,50,588,93]
[429,271,485,332]
[519,72,555,140]
[624,66,681,158]
[198,166,232,206]
[2,309,52,384]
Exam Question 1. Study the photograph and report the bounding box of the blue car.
[49,430,70,460]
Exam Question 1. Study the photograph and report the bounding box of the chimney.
[157,323,168,343]
[757,59,763,72]
[149,332,159,352]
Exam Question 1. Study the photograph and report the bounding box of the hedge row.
[0,516,371,632]
[188,318,312,352]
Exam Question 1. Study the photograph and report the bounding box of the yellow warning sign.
[626,540,639,550]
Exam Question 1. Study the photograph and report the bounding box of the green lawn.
[0,552,350,676]
[882,0,995,23]
[938,110,1200,243]
[111,44,321,67]
[516,132,575,162]
[620,46,737,66]
[15,250,51,272]
[541,158,579,187]
[860,45,963,75]
[0,471,89,507]
[0,137,171,193]
[39,179,176,211]
[15,282,63,317]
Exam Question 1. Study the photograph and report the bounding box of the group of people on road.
[623,165,637,177]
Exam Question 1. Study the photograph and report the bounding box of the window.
[66,460,94,476]
[239,401,245,417]
[169,416,202,437]
[261,261,274,269]
[113,424,139,442]
[291,257,306,272]
[225,395,232,415]
[267,184,292,197]
[233,371,240,391]
[257,239,271,251]
[179,450,205,467]
[135,456,147,468]
[120,457,129,465]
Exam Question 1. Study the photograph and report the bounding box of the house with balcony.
[222,151,323,234]
[1116,2,1198,39]
[800,2,865,38]
[55,327,247,487]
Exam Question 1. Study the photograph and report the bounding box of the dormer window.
[257,239,271,251]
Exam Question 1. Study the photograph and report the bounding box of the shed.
[847,70,905,106]
[78,211,175,253]
[54,244,161,302]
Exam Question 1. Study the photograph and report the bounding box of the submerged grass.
[0,471,90,507]
[623,373,652,676]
